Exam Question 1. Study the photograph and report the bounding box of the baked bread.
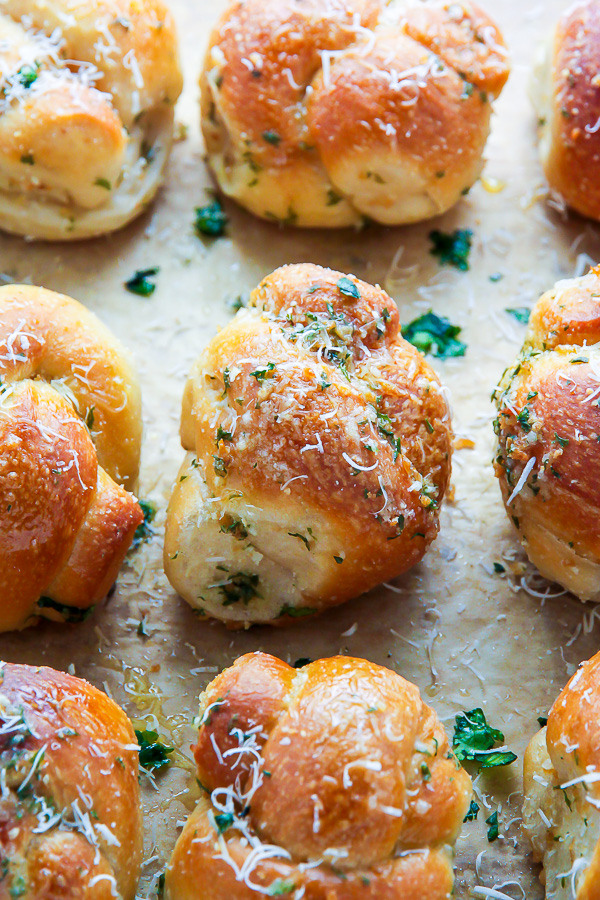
[0,0,182,240]
[166,652,472,900]
[0,284,143,631]
[531,0,600,221]
[200,0,509,228]
[0,662,142,900]
[523,650,600,899]
[164,263,452,627]
[493,267,600,601]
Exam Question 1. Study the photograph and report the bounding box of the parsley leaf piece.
[133,500,157,548]
[267,880,295,896]
[135,728,173,772]
[506,307,531,324]
[464,799,480,821]
[336,276,361,299]
[250,362,276,382]
[453,707,516,768]
[95,177,111,190]
[214,812,234,833]
[220,571,260,605]
[37,596,95,623]
[194,199,228,237]
[262,130,281,146]
[402,311,466,359]
[486,811,499,841]
[429,228,473,271]
[279,605,316,618]
[125,267,159,297]
[17,63,39,88]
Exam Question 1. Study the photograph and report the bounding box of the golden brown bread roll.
[531,0,600,221]
[164,263,452,627]
[523,650,600,899]
[0,284,143,631]
[166,652,472,900]
[0,0,182,240]
[200,0,509,228]
[493,267,600,601]
[0,662,142,900]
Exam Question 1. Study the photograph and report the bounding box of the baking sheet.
[1,0,599,896]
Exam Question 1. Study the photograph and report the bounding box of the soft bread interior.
[164,454,354,626]
[523,728,600,898]
[0,109,174,240]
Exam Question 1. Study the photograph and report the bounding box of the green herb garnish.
[486,811,499,841]
[135,728,173,772]
[429,228,473,271]
[133,500,157,547]
[453,708,517,768]
[464,799,480,821]
[262,130,281,146]
[506,307,531,324]
[37,596,94,623]
[402,311,466,359]
[336,276,360,299]
[125,268,159,297]
[194,199,228,237]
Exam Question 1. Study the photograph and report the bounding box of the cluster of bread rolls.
[200,0,509,227]
[0,285,143,630]
[0,662,142,900]
[166,652,473,900]
[0,0,182,239]
[164,263,452,626]
[493,267,600,602]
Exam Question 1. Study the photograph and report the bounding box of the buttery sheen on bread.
[523,651,600,899]
[164,264,452,626]
[166,652,473,900]
[0,0,182,240]
[0,662,142,900]
[493,267,600,601]
[200,0,509,228]
[531,0,600,221]
[0,285,143,630]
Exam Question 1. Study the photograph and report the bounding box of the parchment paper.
[1,1,598,896]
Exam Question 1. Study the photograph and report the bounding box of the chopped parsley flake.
[464,799,480,821]
[220,571,260,605]
[505,307,531,324]
[429,228,473,271]
[486,811,499,841]
[262,130,281,146]
[17,63,39,88]
[250,362,276,382]
[194,199,228,237]
[336,276,361,299]
[267,880,295,896]
[279,605,316,618]
[125,267,159,297]
[214,812,234,833]
[133,500,157,547]
[135,729,173,772]
[402,311,466,359]
[20,154,34,165]
[94,177,111,190]
[453,708,517,769]
[37,596,94,623]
